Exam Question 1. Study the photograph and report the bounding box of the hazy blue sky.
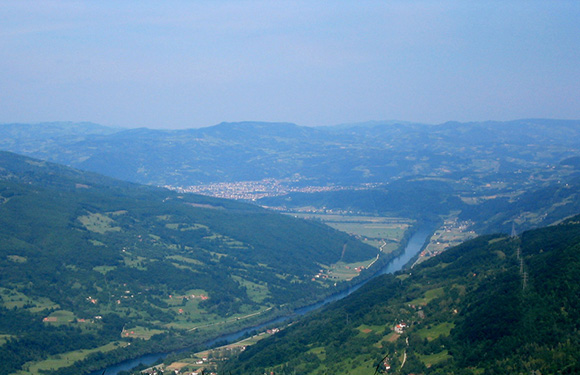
[1,1,579,129]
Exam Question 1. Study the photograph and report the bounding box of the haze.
[1,0,579,129]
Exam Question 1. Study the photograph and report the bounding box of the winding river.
[90,226,433,375]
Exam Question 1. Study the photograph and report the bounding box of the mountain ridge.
[2,119,579,187]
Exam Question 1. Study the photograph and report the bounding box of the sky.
[1,1,579,129]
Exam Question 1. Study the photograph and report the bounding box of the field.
[43,310,77,324]
[415,322,455,341]
[286,214,414,282]
[408,287,445,306]
[316,257,384,282]
[0,287,60,312]
[14,342,128,375]
[77,212,122,234]
[356,324,386,337]
[232,275,271,303]
[121,326,165,340]
[287,213,412,252]
[418,350,451,367]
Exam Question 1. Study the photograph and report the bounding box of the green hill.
[0,151,378,374]
[223,215,580,374]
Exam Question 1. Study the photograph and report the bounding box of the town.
[164,178,377,202]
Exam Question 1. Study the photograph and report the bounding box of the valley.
[102,220,436,375]
[0,151,380,375]
[222,216,580,374]
[3,0,579,372]
[1,119,580,374]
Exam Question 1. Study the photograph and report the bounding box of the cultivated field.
[287,213,413,253]
[287,213,414,281]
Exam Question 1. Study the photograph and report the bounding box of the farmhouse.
[394,323,407,334]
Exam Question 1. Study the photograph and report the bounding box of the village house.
[394,322,407,334]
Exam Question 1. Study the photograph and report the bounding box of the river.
[90,226,433,375]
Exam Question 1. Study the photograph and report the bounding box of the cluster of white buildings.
[164,178,356,201]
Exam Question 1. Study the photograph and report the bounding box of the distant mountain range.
[1,119,579,187]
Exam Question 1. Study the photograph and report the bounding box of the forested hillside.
[223,215,580,374]
[0,151,377,374]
